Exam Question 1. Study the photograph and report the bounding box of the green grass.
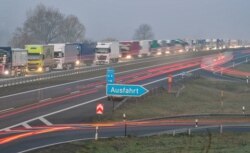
[31,132,250,153]
[102,78,250,121]
[30,77,250,153]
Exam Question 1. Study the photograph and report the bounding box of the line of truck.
[0,39,246,77]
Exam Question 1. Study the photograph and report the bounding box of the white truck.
[51,43,79,70]
[139,40,150,57]
[95,42,120,65]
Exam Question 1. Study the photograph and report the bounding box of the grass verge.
[102,78,250,121]
[31,132,250,153]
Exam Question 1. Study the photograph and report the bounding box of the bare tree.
[59,15,85,43]
[133,24,154,40]
[9,4,86,47]
[9,27,33,48]
[24,4,64,44]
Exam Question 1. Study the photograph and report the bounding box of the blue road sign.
[106,68,115,84]
[106,84,149,97]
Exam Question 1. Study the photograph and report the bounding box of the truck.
[73,41,96,66]
[150,40,162,56]
[51,43,79,70]
[139,40,150,57]
[119,41,141,59]
[0,47,27,77]
[25,45,56,73]
[95,42,120,65]
[158,40,171,54]
[171,39,189,53]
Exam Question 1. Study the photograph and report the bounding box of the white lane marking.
[0,54,162,87]
[22,123,32,129]
[39,117,53,126]
[0,54,248,131]
[0,96,107,131]
[70,91,80,95]
[0,64,201,131]
[95,85,104,88]
[39,98,52,103]
[0,108,14,113]
[0,55,205,99]
[19,138,101,153]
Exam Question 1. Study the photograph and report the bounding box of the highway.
[0,50,228,96]
[0,49,249,130]
[0,49,249,152]
[1,116,250,153]
[0,56,202,130]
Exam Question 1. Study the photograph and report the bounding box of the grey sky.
[0,0,249,45]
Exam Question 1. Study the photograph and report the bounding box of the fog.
[0,0,250,45]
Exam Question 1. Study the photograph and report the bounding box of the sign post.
[106,68,115,111]
[123,113,127,137]
[168,75,173,93]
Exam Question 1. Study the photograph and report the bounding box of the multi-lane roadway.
[0,49,249,152]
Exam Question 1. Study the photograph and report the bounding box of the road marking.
[18,138,98,153]
[0,54,249,131]
[0,55,205,99]
[70,91,80,94]
[0,96,107,131]
[0,55,163,88]
[39,117,53,126]
[0,108,14,113]
[95,85,104,88]
[39,98,52,103]
[22,123,32,129]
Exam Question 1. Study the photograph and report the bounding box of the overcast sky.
[0,0,250,45]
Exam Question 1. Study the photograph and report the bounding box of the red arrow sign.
[96,103,104,115]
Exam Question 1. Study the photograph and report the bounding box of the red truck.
[119,41,141,59]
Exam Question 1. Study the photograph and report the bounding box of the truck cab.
[95,42,119,65]
[150,40,162,56]
[0,48,10,76]
[119,41,141,59]
[52,43,65,70]
[51,43,80,70]
[26,45,55,73]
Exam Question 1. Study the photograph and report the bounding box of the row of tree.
[10,4,154,48]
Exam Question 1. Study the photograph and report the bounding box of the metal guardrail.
[0,56,157,88]
[0,65,107,88]
[1,49,248,88]
[0,55,166,88]
[0,52,194,88]
[142,124,250,137]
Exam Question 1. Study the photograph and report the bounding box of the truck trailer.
[139,40,150,57]
[119,41,141,59]
[51,43,79,70]
[0,47,27,77]
[95,42,120,65]
[73,41,96,66]
[25,45,56,73]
